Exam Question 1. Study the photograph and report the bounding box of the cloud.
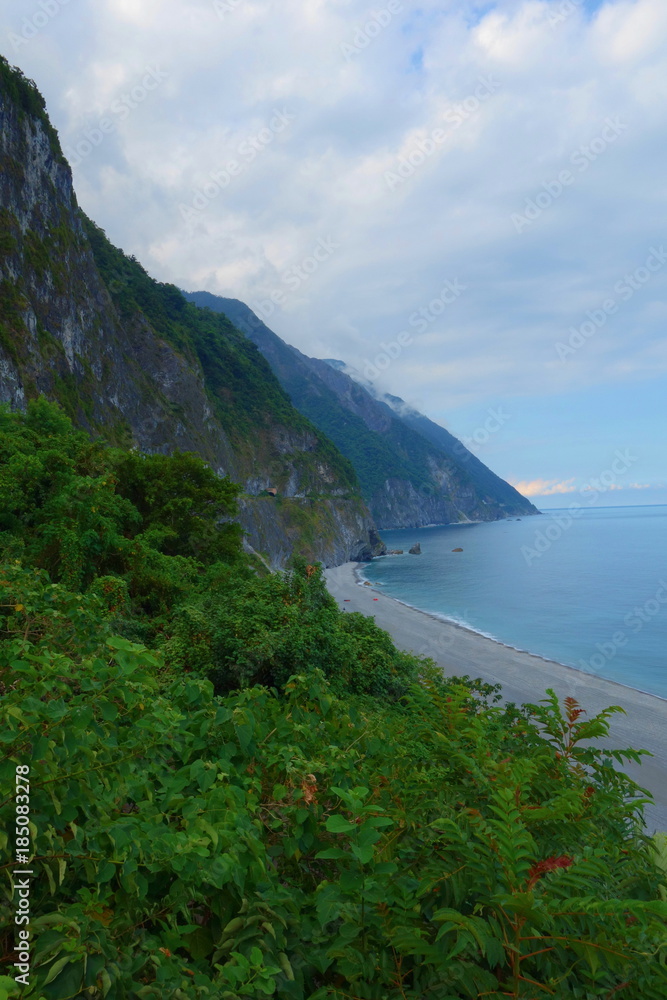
[1,0,666,499]
[512,478,657,500]
[511,478,577,497]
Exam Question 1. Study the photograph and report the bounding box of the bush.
[161,561,423,699]
[0,398,242,612]
[0,598,665,999]
[0,398,665,998]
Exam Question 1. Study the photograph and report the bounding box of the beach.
[325,561,667,834]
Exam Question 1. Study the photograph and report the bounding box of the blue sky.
[2,0,665,507]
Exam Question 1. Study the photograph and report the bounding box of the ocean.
[360,505,667,700]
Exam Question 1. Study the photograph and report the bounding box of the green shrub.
[0,397,665,999]
[0,398,242,610]
[0,610,665,999]
[161,560,423,699]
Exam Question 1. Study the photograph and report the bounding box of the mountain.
[0,57,383,568]
[182,292,538,528]
[325,359,536,520]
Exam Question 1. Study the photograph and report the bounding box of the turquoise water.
[361,506,667,699]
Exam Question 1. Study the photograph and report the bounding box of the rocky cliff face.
[183,293,539,529]
[0,59,382,567]
[238,497,385,571]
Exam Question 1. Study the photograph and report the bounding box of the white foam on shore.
[354,562,667,704]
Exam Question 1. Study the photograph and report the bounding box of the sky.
[2,0,666,508]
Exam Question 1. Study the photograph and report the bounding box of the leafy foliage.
[161,558,420,699]
[0,400,665,999]
[0,399,243,611]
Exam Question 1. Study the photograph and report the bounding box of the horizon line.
[538,502,667,511]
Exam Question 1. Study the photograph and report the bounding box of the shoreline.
[354,562,667,706]
[324,561,667,834]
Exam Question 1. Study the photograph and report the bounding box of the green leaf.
[278,953,295,981]
[30,913,80,931]
[99,700,118,721]
[325,815,356,834]
[106,636,140,651]
[351,844,375,864]
[43,954,72,985]
[97,861,116,883]
[0,975,17,1000]
[184,927,214,960]
[41,867,59,905]
[222,917,245,936]
[365,815,393,828]
[99,968,112,997]
[373,861,399,874]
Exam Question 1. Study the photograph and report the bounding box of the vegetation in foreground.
[0,400,666,1000]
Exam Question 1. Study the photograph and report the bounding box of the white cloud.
[1,0,666,496]
[511,478,578,497]
[594,0,667,64]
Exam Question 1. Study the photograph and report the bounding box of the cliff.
[0,57,382,568]
[183,292,539,529]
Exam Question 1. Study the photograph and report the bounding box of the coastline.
[325,561,667,834]
[356,561,667,705]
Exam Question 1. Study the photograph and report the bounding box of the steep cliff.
[183,292,539,529]
[0,57,382,567]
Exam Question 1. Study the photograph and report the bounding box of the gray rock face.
[409,543,422,555]
[0,81,382,568]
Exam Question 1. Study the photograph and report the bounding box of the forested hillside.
[0,400,665,999]
[184,292,537,528]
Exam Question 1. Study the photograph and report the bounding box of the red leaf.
[527,855,574,889]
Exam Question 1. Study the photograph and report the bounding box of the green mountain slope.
[184,292,538,528]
